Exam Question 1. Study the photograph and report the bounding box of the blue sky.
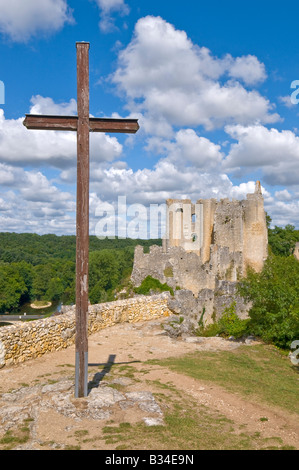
[0,0,299,236]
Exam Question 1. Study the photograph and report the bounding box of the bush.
[134,276,174,296]
[196,322,220,338]
[217,302,250,338]
[238,254,299,349]
[196,302,249,338]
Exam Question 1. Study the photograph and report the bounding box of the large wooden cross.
[23,42,139,398]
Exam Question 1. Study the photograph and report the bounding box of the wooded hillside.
[0,233,161,313]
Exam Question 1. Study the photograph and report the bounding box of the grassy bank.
[149,344,299,416]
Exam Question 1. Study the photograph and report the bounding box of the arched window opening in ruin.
[192,213,196,223]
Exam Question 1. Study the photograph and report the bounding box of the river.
[10,299,63,316]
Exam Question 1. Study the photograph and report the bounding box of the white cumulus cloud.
[93,0,129,33]
[29,95,77,116]
[112,16,278,133]
[0,0,74,42]
[146,129,224,169]
[0,96,123,168]
[227,54,267,85]
[0,163,76,234]
[224,124,299,186]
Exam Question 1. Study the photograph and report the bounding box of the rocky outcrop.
[164,283,251,337]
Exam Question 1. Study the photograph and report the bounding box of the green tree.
[0,263,28,312]
[59,260,76,304]
[15,261,34,302]
[89,282,113,304]
[45,277,64,301]
[89,250,121,304]
[268,224,299,257]
[31,264,55,300]
[238,254,299,349]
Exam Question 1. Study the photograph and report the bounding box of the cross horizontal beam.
[23,114,139,133]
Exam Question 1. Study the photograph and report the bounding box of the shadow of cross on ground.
[88,354,141,394]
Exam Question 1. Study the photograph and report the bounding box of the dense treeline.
[266,213,299,256]
[0,233,161,265]
[0,234,161,313]
[268,225,299,257]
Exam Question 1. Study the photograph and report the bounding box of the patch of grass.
[99,377,292,451]
[101,392,289,450]
[0,420,31,450]
[115,364,137,379]
[148,379,180,395]
[139,368,150,375]
[57,363,75,368]
[74,430,89,438]
[163,267,173,278]
[150,345,299,415]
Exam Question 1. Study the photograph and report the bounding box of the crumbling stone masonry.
[131,181,268,324]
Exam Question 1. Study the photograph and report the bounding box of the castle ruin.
[131,181,268,326]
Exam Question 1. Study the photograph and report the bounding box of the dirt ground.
[0,318,298,450]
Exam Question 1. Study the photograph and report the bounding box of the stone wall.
[0,294,171,368]
[131,244,243,295]
[167,282,250,332]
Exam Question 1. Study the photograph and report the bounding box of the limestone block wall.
[199,198,217,264]
[0,294,171,368]
[131,244,244,296]
[167,282,251,331]
[213,199,244,255]
[243,187,268,273]
[131,244,210,293]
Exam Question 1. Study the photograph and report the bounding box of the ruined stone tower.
[164,180,268,273]
[132,181,268,296]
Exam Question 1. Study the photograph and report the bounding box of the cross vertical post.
[75,42,90,398]
[22,42,139,399]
